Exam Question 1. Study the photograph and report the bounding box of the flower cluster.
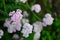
[4,9,23,33]
[23,11,29,18]
[2,0,54,39]
[32,13,54,40]
[31,4,41,13]
[16,0,41,13]
[33,21,43,33]
[0,30,4,38]
[33,21,43,40]
[22,18,29,24]
[4,9,54,39]
[3,8,54,40]
[11,9,23,22]
[33,32,40,40]
[21,23,33,38]
[42,13,54,26]
[4,9,33,38]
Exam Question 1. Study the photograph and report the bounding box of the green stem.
[3,0,6,11]
[32,12,41,21]
[26,3,41,21]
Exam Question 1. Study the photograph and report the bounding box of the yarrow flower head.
[9,11,15,16]
[4,18,11,27]
[13,34,19,40]
[4,18,22,33]
[23,11,29,17]
[33,21,43,40]
[20,0,27,3]
[4,9,23,33]
[42,13,54,26]
[11,9,23,23]
[22,18,29,24]
[21,23,33,38]
[0,30,4,38]
[45,13,52,18]
[33,21,43,33]
[31,4,41,13]
[33,32,40,40]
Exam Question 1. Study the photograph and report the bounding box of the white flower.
[45,13,52,18]
[43,14,54,26]
[4,19,22,33]
[20,0,27,3]
[33,21,43,33]
[21,28,29,38]
[4,18,11,27]
[7,22,17,33]
[23,11,29,17]
[4,18,16,33]
[33,32,40,40]
[31,4,41,13]
[0,30,4,38]
[43,17,54,25]
[4,9,23,33]
[8,22,22,33]
[22,18,29,24]
[9,11,15,16]
[21,23,33,38]
[11,9,23,22]
[13,34,19,39]
[42,22,47,26]
[15,22,22,31]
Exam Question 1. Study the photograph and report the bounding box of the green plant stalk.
[26,3,41,21]
[3,0,6,11]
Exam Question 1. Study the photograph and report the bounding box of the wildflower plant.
[0,0,59,40]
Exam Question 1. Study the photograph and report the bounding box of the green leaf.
[24,32,35,40]
[54,18,60,26]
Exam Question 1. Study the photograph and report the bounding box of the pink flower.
[11,9,23,22]
[4,9,23,33]
[21,23,33,38]
[42,13,54,26]
[45,13,51,18]
[15,22,22,31]
[4,18,11,27]
[7,22,22,33]
[0,30,4,38]
[33,21,43,33]
[31,4,41,13]
[33,32,40,40]
[9,11,15,16]
[16,9,22,13]
[4,18,22,33]
[42,22,47,26]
